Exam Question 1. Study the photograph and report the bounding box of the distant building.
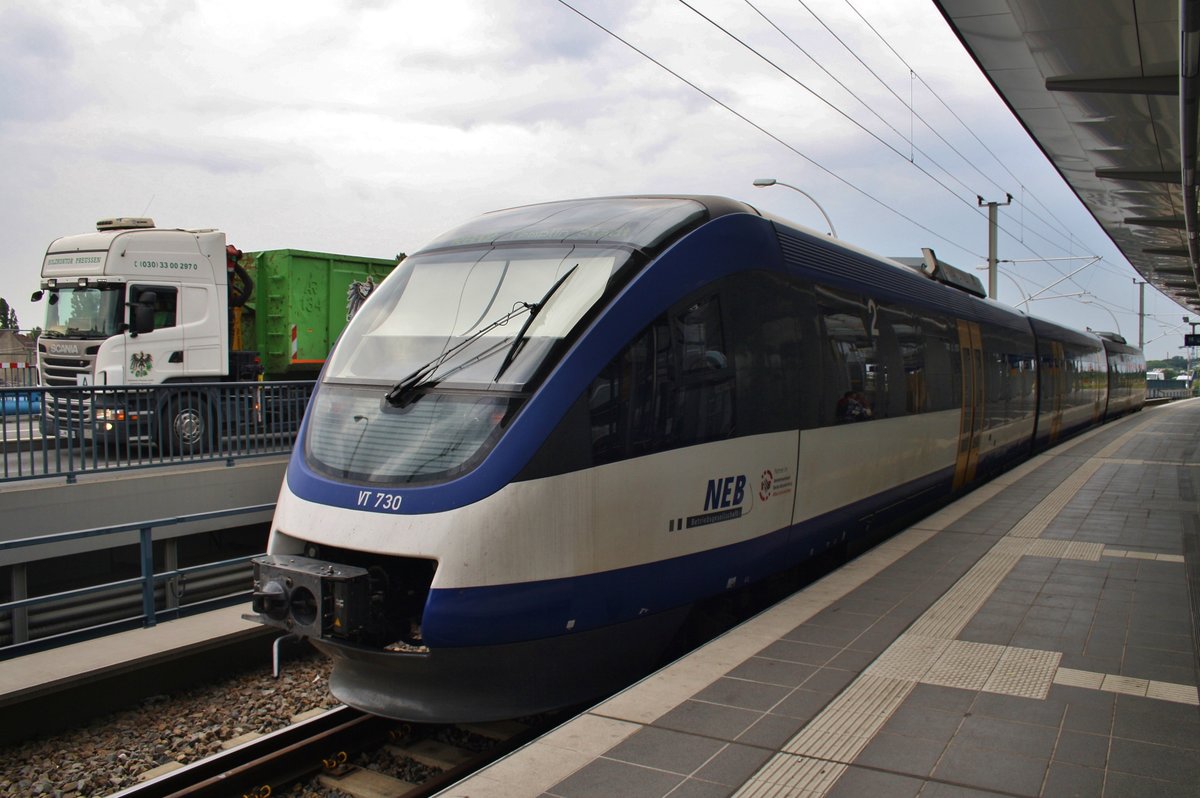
[0,330,36,387]
[0,329,33,363]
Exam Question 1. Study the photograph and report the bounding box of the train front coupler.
[249,554,375,644]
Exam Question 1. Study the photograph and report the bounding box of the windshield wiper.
[385,302,533,407]
[494,265,578,381]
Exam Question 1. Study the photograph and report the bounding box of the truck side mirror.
[31,290,43,302]
[130,291,157,336]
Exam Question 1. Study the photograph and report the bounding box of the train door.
[953,319,984,490]
[1047,341,1065,442]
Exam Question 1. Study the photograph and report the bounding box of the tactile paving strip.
[782,674,916,761]
[1103,548,1186,563]
[865,637,1061,699]
[922,639,1007,692]
[1055,669,1200,704]
[982,645,1061,699]
[863,634,950,681]
[906,538,1030,639]
[735,754,847,798]
[1025,539,1104,561]
[1007,459,1102,538]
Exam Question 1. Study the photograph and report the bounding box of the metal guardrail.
[0,381,313,483]
[0,503,275,657]
[1146,385,1194,400]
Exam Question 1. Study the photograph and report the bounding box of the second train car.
[250,195,1145,721]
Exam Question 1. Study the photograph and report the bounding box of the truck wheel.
[166,395,212,455]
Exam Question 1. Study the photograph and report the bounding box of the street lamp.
[1080,295,1121,336]
[752,178,838,238]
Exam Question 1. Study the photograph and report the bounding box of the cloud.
[0,8,83,126]
[0,0,1187,351]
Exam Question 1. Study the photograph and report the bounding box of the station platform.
[442,400,1200,798]
[0,605,266,708]
[0,604,274,744]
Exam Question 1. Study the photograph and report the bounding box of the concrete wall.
[0,456,288,565]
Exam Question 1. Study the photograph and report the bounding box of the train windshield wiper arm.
[494,265,577,381]
[385,302,533,407]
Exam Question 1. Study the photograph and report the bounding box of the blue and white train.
[249,195,1145,721]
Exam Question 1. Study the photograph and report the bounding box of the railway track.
[111,704,553,798]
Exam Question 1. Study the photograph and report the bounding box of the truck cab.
[37,218,229,389]
[34,218,230,449]
[33,218,395,453]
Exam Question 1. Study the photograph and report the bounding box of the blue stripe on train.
[421,465,955,647]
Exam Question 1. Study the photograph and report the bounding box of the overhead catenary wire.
[554,0,985,258]
[806,0,1147,304]
[821,0,1126,290]
[840,0,1080,248]
[559,0,1159,332]
[677,0,1001,226]
[835,0,1175,333]
[675,0,1122,300]
[760,0,1123,288]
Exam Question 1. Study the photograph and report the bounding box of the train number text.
[357,490,404,511]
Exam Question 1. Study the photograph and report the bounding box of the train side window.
[898,311,927,414]
[631,320,673,455]
[916,310,959,412]
[671,295,733,446]
[589,318,672,463]
[722,272,807,434]
[588,293,734,463]
[817,288,883,423]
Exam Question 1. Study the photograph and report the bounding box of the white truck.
[32,217,395,452]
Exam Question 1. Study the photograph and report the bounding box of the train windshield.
[325,244,629,389]
[305,385,517,483]
[308,197,708,484]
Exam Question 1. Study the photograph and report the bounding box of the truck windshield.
[324,244,629,389]
[41,286,125,339]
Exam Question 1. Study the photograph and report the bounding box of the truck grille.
[38,344,99,387]
[45,392,92,427]
[38,342,100,431]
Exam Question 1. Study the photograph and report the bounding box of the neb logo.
[704,475,746,511]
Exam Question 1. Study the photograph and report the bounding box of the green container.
[239,249,397,378]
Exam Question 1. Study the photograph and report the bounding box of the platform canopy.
[935,0,1200,312]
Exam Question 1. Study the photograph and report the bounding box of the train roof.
[1026,314,1105,349]
[416,195,760,255]
[410,196,1134,352]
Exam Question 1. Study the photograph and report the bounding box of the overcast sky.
[2,0,1191,360]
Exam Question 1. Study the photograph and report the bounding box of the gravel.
[0,651,343,798]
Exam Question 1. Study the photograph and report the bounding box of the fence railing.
[1146,383,1194,400]
[0,381,314,483]
[0,362,37,388]
[0,503,274,657]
